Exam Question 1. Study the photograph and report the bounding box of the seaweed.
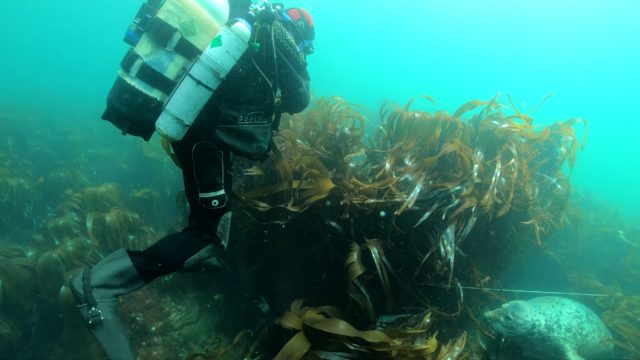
[229,96,590,357]
[0,92,618,360]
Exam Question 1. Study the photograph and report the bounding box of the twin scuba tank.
[102,0,265,141]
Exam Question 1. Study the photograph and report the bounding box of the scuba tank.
[155,19,252,141]
[101,0,229,140]
[155,1,272,141]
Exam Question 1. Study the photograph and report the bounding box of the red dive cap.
[285,7,315,54]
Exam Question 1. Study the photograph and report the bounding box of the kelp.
[0,156,38,232]
[0,97,591,359]
[59,183,125,215]
[36,237,99,295]
[0,112,188,358]
[0,245,37,357]
[239,96,583,283]
[600,295,640,356]
[241,155,337,213]
[87,208,155,252]
[566,274,640,356]
[241,96,582,239]
[543,192,640,358]
[233,96,587,357]
[273,299,466,360]
[42,184,157,252]
[346,240,394,314]
[131,188,164,224]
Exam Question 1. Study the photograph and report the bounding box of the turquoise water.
[1,1,639,358]
[3,0,638,220]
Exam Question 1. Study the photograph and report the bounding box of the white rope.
[423,283,611,298]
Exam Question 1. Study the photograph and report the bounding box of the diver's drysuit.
[69,2,312,358]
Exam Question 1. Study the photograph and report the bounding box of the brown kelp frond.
[130,188,169,228]
[347,278,377,325]
[36,237,99,295]
[58,183,125,215]
[0,245,37,352]
[435,332,467,360]
[568,270,640,356]
[556,211,640,358]
[240,155,337,215]
[345,242,366,281]
[131,188,161,209]
[345,240,395,313]
[233,96,584,358]
[240,96,580,252]
[0,113,191,357]
[0,96,592,358]
[87,208,155,252]
[45,210,85,243]
[600,295,640,356]
[274,300,465,360]
[284,97,366,171]
[581,288,640,355]
[0,158,38,230]
[39,183,158,252]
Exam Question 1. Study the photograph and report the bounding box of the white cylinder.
[156,20,253,141]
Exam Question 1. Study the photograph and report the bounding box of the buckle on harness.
[87,306,104,326]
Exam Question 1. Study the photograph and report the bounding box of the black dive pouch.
[192,142,228,210]
[102,77,163,141]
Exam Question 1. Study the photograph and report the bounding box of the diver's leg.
[129,227,228,283]
[68,228,228,360]
[68,249,144,360]
[175,139,271,314]
[68,139,232,360]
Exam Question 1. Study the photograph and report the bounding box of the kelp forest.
[1,96,639,359]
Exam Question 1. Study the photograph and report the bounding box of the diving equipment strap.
[121,49,177,96]
[81,266,104,326]
[272,110,282,133]
[144,16,202,61]
[161,136,181,168]
[125,2,160,46]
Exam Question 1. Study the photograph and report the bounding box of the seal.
[483,296,613,360]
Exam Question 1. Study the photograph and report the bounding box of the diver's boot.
[69,248,145,360]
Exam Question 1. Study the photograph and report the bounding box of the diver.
[68,1,315,358]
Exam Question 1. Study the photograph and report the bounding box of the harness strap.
[161,136,182,168]
[272,110,283,133]
[81,266,104,326]
[269,137,282,159]
[145,17,202,61]
[120,49,177,95]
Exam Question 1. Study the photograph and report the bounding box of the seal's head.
[483,301,535,337]
[483,297,615,359]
